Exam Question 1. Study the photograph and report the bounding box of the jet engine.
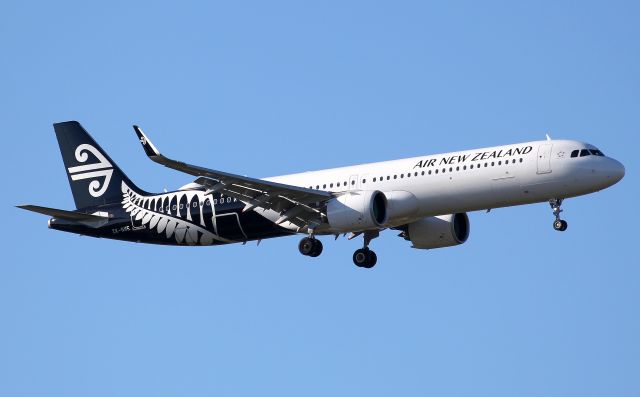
[383,190,420,226]
[402,213,470,249]
[326,190,387,232]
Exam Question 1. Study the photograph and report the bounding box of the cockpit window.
[570,148,605,159]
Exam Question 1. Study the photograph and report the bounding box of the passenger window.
[400,174,404,178]
[580,149,590,157]
[362,179,366,184]
[414,172,418,176]
[330,183,333,188]
[470,164,474,169]
[463,165,467,170]
[571,150,579,158]
[428,170,432,175]
[498,161,502,165]
[351,180,355,185]
[323,184,326,188]
[442,168,446,173]
[421,171,425,176]
[485,163,488,167]
[372,178,376,182]
[519,158,523,163]
[456,166,460,171]
[435,169,438,174]
[394,175,397,179]
[449,167,452,172]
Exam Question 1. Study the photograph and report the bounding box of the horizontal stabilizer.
[16,205,109,222]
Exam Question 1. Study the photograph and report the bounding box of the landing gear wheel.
[299,237,315,256]
[299,237,323,257]
[553,219,568,232]
[353,248,377,268]
[309,239,323,257]
[368,251,377,267]
[549,199,568,232]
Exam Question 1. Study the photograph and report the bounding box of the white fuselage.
[266,139,625,234]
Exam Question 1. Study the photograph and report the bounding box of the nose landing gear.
[550,199,568,231]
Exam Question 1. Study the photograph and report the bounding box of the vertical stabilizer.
[54,121,146,209]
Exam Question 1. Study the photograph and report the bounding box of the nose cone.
[604,158,625,186]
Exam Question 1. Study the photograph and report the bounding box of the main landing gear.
[298,236,323,257]
[353,248,377,268]
[550,198,568,232]
[352,231,379,269]
[297,230,380,269]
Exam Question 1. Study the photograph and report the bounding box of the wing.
[132,126,333,231]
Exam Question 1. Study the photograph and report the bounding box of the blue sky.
[2,1,638,396]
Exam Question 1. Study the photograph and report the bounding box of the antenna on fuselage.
[545,133,552,141]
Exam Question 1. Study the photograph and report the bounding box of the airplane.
[18,121,625,268]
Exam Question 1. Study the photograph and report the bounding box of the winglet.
[133,125,162,158]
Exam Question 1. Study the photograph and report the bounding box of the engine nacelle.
[384,190,420,226]
[326,190,387,232]
[405,213,470,249]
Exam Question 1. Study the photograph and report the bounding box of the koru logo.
[67,144,114,197]
[140,136,147,145]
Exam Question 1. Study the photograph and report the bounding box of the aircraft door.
[537,144,553,174]
[215,212,247,241]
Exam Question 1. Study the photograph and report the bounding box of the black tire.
[368,251,377,268]
[559,220,568,231]
[309,239,323,257]
[553,219,564,231]
[298,237,315,256]
[353,248,370,267]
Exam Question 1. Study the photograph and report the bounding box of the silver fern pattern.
[121,181,232,245]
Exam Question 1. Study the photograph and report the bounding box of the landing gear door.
[537,144,553,174]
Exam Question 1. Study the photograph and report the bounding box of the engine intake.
[404,213,470,249]
[326,190,387,232]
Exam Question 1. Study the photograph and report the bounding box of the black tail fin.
[54,121,147,209]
